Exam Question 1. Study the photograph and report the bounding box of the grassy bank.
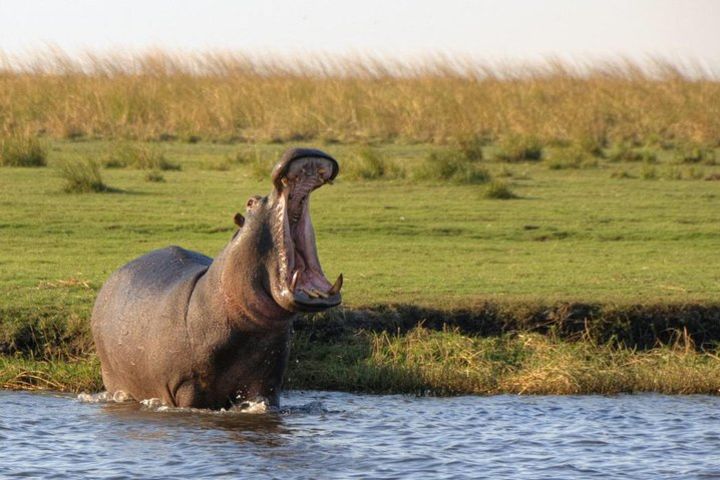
[1,140,719,395]
[4,326,720,396]
[1,53,720,147]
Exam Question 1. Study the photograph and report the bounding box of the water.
[1,391,720,479]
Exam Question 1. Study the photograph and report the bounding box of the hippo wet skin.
[91,148,343,409]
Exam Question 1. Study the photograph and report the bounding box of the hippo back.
[91,246,211,401]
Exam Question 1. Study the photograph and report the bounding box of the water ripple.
[1,391,720,478]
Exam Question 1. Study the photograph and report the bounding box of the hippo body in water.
[91,148,342,409]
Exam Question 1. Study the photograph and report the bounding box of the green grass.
[1,140,720,395]
[1,140,719,311]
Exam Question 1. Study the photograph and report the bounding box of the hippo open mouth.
[273,151,342,311]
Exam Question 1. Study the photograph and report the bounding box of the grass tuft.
[59,159,110,193]
[575,136,605,157]
[641,164,658,180]
[456,135,486,162]
[545,147,597,170]
[483,181,519,199]
[103,142,180,171]
[495,135,543,162]
[346,148,405,180]
[145,170,165,182]
[415,151,491,184]
[673,144,717,165]
[0,134,48,167]
[610,169,635,179]
[607,144,658,163]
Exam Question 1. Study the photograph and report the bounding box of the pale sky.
[1,0,719,68]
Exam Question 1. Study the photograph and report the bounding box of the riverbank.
[3,302,720,395]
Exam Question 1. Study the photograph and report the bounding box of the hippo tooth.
[315,289,329,299]
[328,274,343,295]
[304,288,319,299]
[290,270,300,292]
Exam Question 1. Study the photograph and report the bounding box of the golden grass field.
[1,51,719,147]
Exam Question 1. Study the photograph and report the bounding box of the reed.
[0,52,718,146]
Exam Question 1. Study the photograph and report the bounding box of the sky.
[1,0,719,69]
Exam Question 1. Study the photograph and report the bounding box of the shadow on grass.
[296,302,720,350]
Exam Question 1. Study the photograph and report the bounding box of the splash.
[77,391,326,415]
[77,390,132,403]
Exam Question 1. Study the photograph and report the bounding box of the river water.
[1,390,720,479]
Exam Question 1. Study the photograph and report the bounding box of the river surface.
[1,391,720,479]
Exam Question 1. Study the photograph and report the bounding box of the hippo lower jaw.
[273,155,342,313]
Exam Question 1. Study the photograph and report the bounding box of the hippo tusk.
[328,274,343,295]
[290,270,300,292]
[304,288,319,299]
[314,289,329,299]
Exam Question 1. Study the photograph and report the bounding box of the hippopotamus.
[91,148,342,409]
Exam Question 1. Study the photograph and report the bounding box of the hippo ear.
[233,213,245,228]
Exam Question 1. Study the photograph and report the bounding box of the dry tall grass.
[1,51,719,145]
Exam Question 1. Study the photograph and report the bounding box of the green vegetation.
[145,170,166,182]
[5,322,720,395]
[345,147,405,180]
[415,150,491,184]
[483,181,518,199]
[1,138,720,395]
[0,140,718,306]
[58,159,110,193]
[0,134,47,167]
[673,144,717,165]
[495,135,543,162]
[286,326,720,395]
[607,144,658,163]
[2,53,719,396]
[103,142,180,171]
[545,146,598,170]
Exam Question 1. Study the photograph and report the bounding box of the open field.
[1,141,719,309]
[1,139,720,394]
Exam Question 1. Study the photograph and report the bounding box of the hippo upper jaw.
[268,153,342,313]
